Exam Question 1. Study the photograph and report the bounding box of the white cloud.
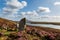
[26,11,38,16]
[21,1,27,7]
[21,12,26,16]
[21,10,39,19]
[2,0,27,17]
[54,2,60,6]
[21,6,50,20]
[21,10,39,17]
[37,7,50,13]
[6,0,27,9]
[21,7,50,17]
[2,0,51,21]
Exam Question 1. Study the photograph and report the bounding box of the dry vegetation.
[0,18,60,40]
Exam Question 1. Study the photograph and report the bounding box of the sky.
[0,0,60,22]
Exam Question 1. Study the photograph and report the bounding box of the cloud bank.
[37,7,50,13]
[54,2,60,6]
[21,7,50,19]
[2,0,27,17]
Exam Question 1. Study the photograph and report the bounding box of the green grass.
[0,29,18,35]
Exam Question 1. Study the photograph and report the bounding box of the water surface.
[26,23,60,29]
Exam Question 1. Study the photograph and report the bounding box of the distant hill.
[26,20,60,25]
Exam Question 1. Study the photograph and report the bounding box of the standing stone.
[19,18,26,31]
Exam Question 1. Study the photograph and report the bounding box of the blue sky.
[0,0,60,22]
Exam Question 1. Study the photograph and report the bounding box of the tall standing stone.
[19,18,26,31]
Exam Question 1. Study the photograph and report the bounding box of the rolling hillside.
[0,18,17,27]
[0,18,60,40]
